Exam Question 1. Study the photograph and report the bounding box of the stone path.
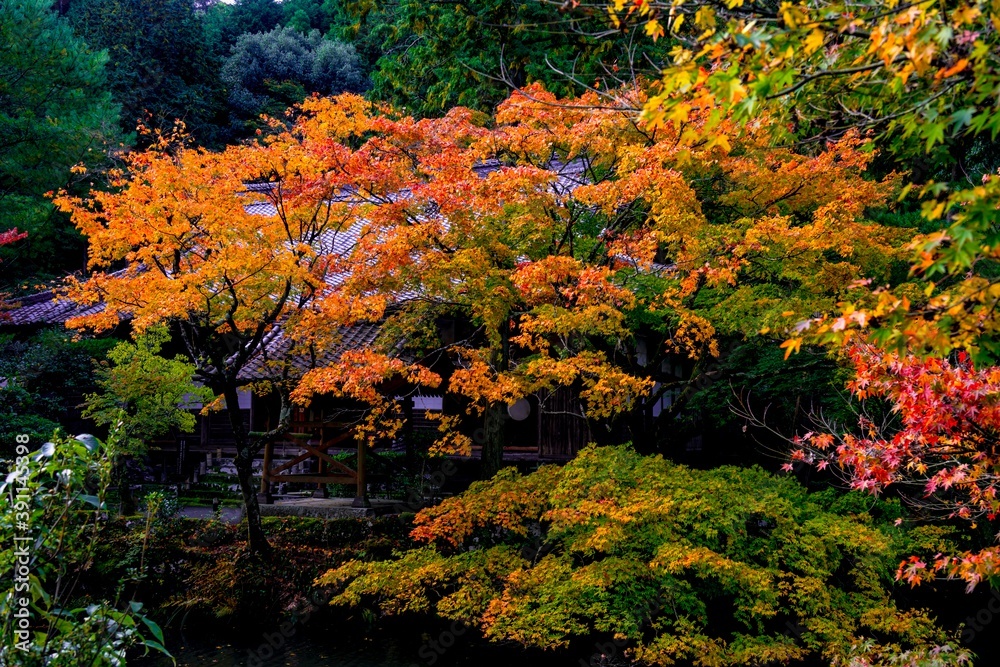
[260,497,399,519]
[176,506,244,523]
[175,498,400,522]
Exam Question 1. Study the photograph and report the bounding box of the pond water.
[134,624,559,667]
[137,633,417,667]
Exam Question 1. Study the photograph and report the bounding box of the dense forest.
[3,0,1000,666]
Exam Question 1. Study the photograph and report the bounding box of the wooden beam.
[264,473,357,485]
[268,431,352,476]
[301,443,357,476]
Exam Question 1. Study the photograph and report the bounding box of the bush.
[0,431,170,665]
[0,331,116,458]
[320,444,968,667]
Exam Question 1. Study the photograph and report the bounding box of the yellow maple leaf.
[780,337,802,359]
[645,18,666,41]
[951,3,981,26]
[804,28,825,55]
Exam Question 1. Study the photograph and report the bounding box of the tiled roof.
[238,321,382,381]
[1,289,106,327]
[243,202,278,216]
[0,157,628,380]
[0,267,138,327]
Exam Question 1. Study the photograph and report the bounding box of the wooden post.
[259,438,273,504]
[352,439,369,507]
[314,442,328,498]
[402,394,415,469]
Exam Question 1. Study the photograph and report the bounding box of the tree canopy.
[581,0,1000,369]
[322,444,967,667]
[588,0,1000,603]
[55,85,921,536]
[53,112,374,551]
[82,326,213,455]
[222,26,366,129]
[280,87,913,471]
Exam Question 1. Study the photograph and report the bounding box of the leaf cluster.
[82,326,213,455]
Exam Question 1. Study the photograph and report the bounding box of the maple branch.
[757,183,806,215]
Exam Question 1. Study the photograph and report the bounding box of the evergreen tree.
[67,0,229,147]
[222,26,365,130]
[0,0,120,286]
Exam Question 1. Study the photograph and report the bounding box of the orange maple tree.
[53,116,380,553]
[288,85,908,473]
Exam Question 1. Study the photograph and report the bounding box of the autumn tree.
[320,444,967,667]
[289,86,909,474]
[0,227,26,296]
[580,0,1000,591]
[56,85,908,545]
[581,0,1000,365]
[53,112,382,553]
[777,345,1000,594]
[598,0,992,160]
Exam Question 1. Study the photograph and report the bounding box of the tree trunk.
[223,387,270,556]
[480,319,510,479]
[233,448,269,555]
[402,394,415,470]
[481,402,506,479]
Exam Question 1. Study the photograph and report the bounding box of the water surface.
[137,632,417,667]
